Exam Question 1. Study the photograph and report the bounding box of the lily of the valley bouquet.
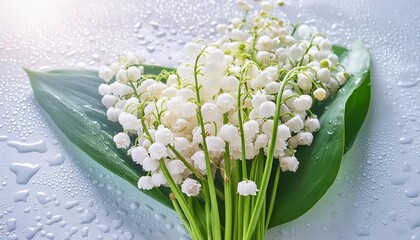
[27,1,371,239]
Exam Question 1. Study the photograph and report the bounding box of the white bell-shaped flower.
[280,156,299,172]
[237,180,259,196]
[155,126,174,146]
[313,88,327,101]
[168,159,186,175]
[259,101,276,118]
[243,120,259,139]
[127,66,141,81]
[98,84,111,96]
[182,102,198,118]
[118,112,140,131]
[142,157,159,172]
[216,93,236,113]
[221,76,239,92]
[296,132,313,146]
[98,66,114,82]
[106,107,121,122]
[206,136,226,153]
[297,73,312,91]
[116,69,128,84]
[277,124,291,140]
[251,93,267,109]
[173,137,190,153]
[191,151,206,174]
[184,42,201,57]
[101,95,118,108]
[130,146,149,165]
[293,95,313,111]
[113,132,130,149]
[151,171,167,187]
[201,103,220,122]
[285,116,304,133]
[218,124,239,143]
[181,178,201,197]
[305,118,320,132]
[137,176,155,190]
[148,142,168,160]
[317,68,330,83]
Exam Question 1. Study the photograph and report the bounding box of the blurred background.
[0,0,419,239]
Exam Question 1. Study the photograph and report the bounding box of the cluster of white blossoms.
[98,2,348,198]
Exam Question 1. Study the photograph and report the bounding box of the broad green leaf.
[268,41,371,227]
[26,66,174,208]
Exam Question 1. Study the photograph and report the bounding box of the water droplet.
[411,199,420,207]
[154,213,166,220]
[79,210,97,224]
[45,233,55,239]
[14,189,30,202]
[116,208,128,216]
[0,135,8,141]
[36,192,53,205]
[98,224,110,233]
[45,153,65,166]
[111,219,123,230]
[64,227,78,239]
[129,202,139,209]
[390,172,410,185]
[165,223,174,230]
[6,218,17,232]
[397,79,420,88]
[7,140,48,153]
[407,212,420,229]
[399,136,413,144]
[45,215,62,225]
[25,223,43,239]
[9,163,40,184]
[80,227,89,237]
[403,162,412,172]
[134,22,142,29]
[63,200,80,210]
[355,225,370,236]
[404,187,420,198]
[412,233,420,240]
[149,21,159,30]
[388,211,397,221]
[123,231,134,240]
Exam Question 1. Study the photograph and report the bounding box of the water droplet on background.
[9,163,40,184]
[7,140,48,153]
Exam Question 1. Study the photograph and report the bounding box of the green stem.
[232,160,240,240]
[266,165,281,230]
[192,198,207,235]
[223,114,233,240]
[244,69,298,240]
[243,196,251,237]
[237,196,244,240]
[159,160,204,240]
[203,186,212,240]
[172,197,195,239]
[192,48,222,240]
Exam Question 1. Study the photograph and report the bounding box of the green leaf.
[26,65,174,209]
[268,41,371,227]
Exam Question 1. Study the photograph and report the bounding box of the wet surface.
[0,0,419,239]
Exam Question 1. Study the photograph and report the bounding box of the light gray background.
[0,0,419,239]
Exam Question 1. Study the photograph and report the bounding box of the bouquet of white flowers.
[27,1,371,239]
